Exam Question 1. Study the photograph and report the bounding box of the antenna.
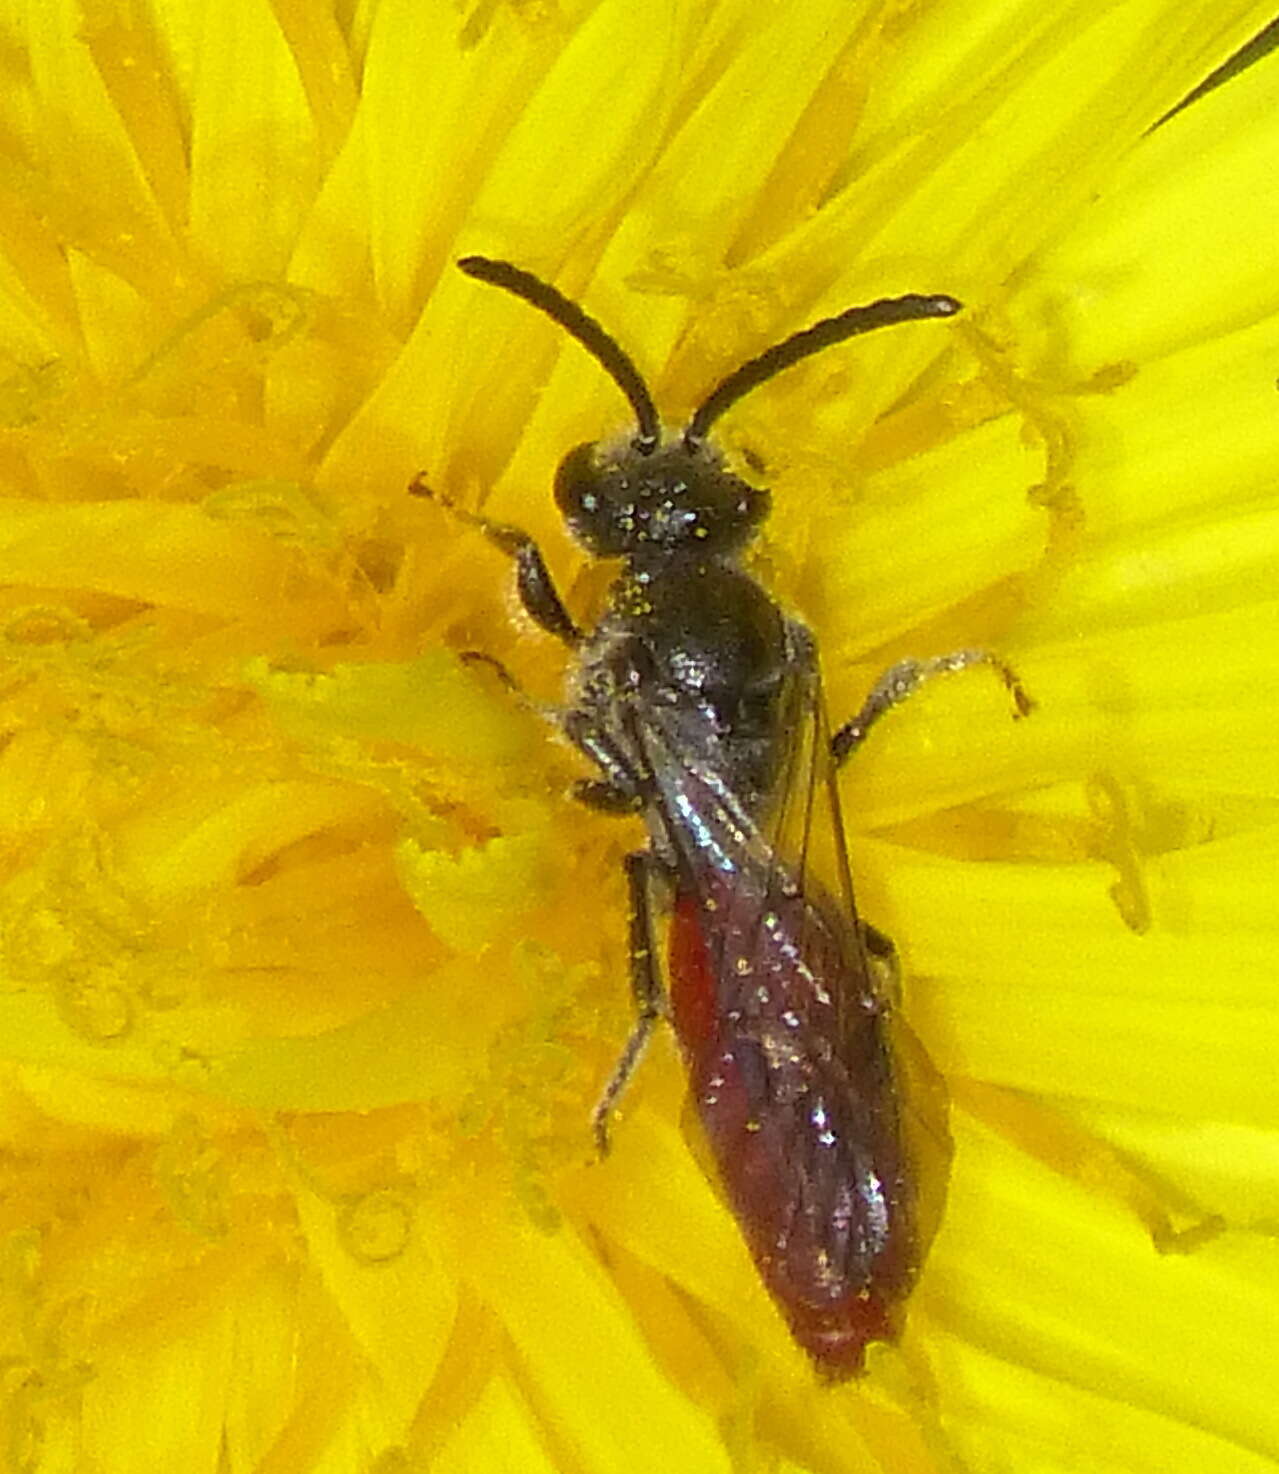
[458,257,662,452]
[684,293,962,448]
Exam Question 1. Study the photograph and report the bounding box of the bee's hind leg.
[590,850,667,1159]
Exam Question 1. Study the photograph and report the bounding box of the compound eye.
[554,441,615,548]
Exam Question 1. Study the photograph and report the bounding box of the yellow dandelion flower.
[0,2,1277,1472]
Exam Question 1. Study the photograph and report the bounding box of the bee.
[425,256,1029,1375]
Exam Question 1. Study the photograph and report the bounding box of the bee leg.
[860,921,901,1005]
[458,649,523,691]
[410,476,581,646]
[573,779,643,814]
[831,649,1032,765]
[456,650,573,738]
[591,850,666,1158]
[563,711,648,811]
[562,712,661,1151]
[457,649,539,708]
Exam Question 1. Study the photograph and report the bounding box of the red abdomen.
[667,868,917,1377]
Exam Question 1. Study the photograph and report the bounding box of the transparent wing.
[629,652,915,1373]
[634,630,877,1021]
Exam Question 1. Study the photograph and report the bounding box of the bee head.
[554,436,768,560]
[456,255,960,564]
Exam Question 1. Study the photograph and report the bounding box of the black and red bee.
[424,256,1030,1377]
